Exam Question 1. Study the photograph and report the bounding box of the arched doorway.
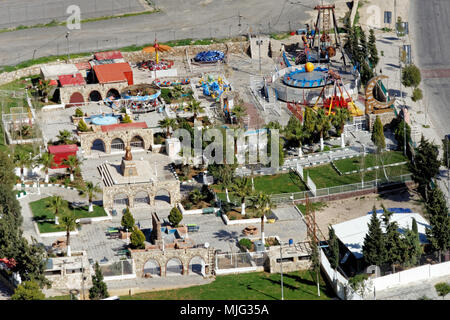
[130,135,145,150]
[143,259,161,277]
[134,190,150,206]
[111,137,125,151]
[91,139,105,153]
[106,88,120,99]
[189,256,206,276]
[69,92,84,107]
[155,189,171,206]
[113,193,129,207]
[89,90,102,102]
[166,258,183,276]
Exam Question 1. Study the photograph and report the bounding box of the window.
[384,11,392,24]
[276,257,294,263]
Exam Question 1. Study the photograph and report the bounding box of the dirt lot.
[314,188,425,234]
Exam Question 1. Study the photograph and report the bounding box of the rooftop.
[93,62,132,84]
[94,50,124,61]
[58,73,86,87]
[332,212,430,260]
[40,63,79,80]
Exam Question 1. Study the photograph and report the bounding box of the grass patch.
[333,151,408,173]
[29,197,107,233]
[252,172,308,194]
[119,270,334,300]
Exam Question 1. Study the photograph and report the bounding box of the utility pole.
[280,243,284,300]
[65,32,70,63]
[256,38,262,74]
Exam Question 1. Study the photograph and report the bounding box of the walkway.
[367,275,450,300]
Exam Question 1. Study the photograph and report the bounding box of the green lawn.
[305,163,411,189]
[29,197,107,233]
[214,172,308,202]
[119,271,334,300]
[333,151,408,173]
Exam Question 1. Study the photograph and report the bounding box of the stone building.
[266,242,312,273]
[99,145,180,210]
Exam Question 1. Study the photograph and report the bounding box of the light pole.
[256,38,262,74]
[65,32,70,63]
[280,243,284,300]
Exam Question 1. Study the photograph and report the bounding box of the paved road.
[0,0,322,67]
[410,0,450,140]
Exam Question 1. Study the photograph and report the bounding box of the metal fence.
[99,259,134,277]
[215,251,267,270]
[269,174,413,204]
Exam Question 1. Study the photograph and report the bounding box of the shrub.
[74,108,83,117]
[239,238,253,251]
[122,114,132,123]
[412,87,423,102]
[402,64,421,88]
[130,225,146,249]
[11,281,45,300]
[77,119,89,132]
[121,208,135,230]
[168,207,183,227]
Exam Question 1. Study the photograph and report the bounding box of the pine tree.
[121,208,135,231]
[425,187,450,262]
[303,107,316,143]
[89,262,109,300]
[403,218,423,266]
[11,281,45,300]
[168,207,183,227]
[442,136,449,169]
[368,29,379,69]
[394,119,411,153]
[371,116,386,152]
[362,208,385,266]
[384,221,405,272]
[410,136,441,197]
[359,29,369,63]
[328,226,340,271]
[130,225,146,249]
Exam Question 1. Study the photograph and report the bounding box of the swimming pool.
[85,114,120,125]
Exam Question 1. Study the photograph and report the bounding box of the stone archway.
[154,189,171,206]
[130,135,145,150]
[91,138,106,153]
[143,259,161,277]
[134,190,150,207]
[166,258,183,276]
[68,92,84,107]
[111,137,125,151]
[106,88,121,99]
[89,90,103,102]
[113,193,129,207]
[189,256,206,276]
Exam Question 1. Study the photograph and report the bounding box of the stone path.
[366,275,450,300]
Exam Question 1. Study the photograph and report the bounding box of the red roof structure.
[75,62,92,70]
[58,73,86,87]
[48,144,78,169]
[101,122,147,133]
[93,63,133,85]
[94,50,124,61]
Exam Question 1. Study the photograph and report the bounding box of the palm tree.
[80,181,101,212]
[59,210,78,257]
[231,104,246,125]
[331,108,352,147]
[158,118,177,138]
[56,129,73,145]
[37,79,51,103]
[46,195,64,225]
[315,108,331,151]
[62,155,80,182]
[189,189,206,204]
[39,152,55,183]
[14,151,31,182]
[231,177,252,216]
[187,99,204,121]
[251,191,275,244]
[283,116,308,157]
[218,165,233,203]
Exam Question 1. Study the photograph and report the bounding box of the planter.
[221,214,267,226]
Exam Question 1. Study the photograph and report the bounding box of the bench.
[187,224,200,232]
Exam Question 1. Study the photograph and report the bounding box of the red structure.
[93,62,133,85]
[287,102,303,122]
[48,144,78,169]
[58,73,86,87]
[100,122,147,133]
[94,50,124,61]
[0,258,17,269]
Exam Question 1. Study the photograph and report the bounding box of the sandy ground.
[314,187,425,234]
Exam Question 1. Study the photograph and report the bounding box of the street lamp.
[256,38,263,74]
[280,243,284,300]
[65,32,70,63]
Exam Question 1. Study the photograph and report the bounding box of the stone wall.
[131,247,215,277]
[103,179,180,209]
[366,112,396,132]
[80,127,154,156]
[60,81,129,105]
